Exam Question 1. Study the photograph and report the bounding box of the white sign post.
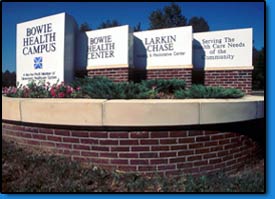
[133,26,193,69]
[193,28,253,70]
[16,12,78,86]
[81,25,133,70]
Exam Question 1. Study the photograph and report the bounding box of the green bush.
[183,172,264,192]
[2,81,50,98]
[175,85,244,99]
[71,76,118,99]
[23,81,50,98]
[71,76,157,99]
[116,82,157,99]
[3,77,244,99]
[141,78,186,94]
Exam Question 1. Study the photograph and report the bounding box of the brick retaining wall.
[2,121,262,176]
[204,70,252,94]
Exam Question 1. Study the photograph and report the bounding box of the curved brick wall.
[2,121,263,176]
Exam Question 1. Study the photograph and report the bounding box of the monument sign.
[193,28,253,70]
[133,26,193,69]
[15,12,253,93]
[84,25,133,69]
[16,12,78,85]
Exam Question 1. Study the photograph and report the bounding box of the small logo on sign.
[34,57,43,69]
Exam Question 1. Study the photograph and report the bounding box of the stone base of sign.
[87,68,129,82]
[204,69,253,94]
[146,68,192,88]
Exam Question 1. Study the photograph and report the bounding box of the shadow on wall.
[219,119,265,147]
[75,32,88,78]
[201,118,266,159]
[192,39,205,85]
[132,37,147,82]
[132,37,207,84]
[227,118,266,160]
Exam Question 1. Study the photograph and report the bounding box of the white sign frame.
[84,25,133,70]
[133,26,193,70]
[193,28,253,70]
[16,12,78,86]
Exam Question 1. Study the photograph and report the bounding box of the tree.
[79,22,92,32]
[98,20,121,29]
[2,70,16,87]
[133,22,142,32]
[188,17,209,33]
[252,47,265,90]
[252,46,259,67]
[149,3,187,30]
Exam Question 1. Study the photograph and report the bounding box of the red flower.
[50,87,56,97]
[66,86,73,95]
[58,92,65,98]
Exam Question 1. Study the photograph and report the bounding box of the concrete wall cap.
[2,95,264,126]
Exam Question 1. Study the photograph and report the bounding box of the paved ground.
[251,90,264,96]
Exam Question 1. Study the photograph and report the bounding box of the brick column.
[87,67,129,82]
[204,69,253,94]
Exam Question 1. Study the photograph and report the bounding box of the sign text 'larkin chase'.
[134,26,192,69]
[145,35,175,52]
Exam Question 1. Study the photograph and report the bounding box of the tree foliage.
[252,47,265,90]
[133,22,142,32]
[2,70,16,87]
[79,22,92,32]
[98,20,121,29]
[149,3,187,29]
[188,17,209,33]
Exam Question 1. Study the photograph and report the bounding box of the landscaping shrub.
[71,76,157,99]
[71,76,116,99]
[174,85,244,99]
[2,77,244,99]
[116,82,157,99]
[2,86,20,98]
[2,81,50,98]
[184,172,264,192]
[2,80,82,98]
[50,81,82,98]
[141,78,186,94]
[23,81,50,98]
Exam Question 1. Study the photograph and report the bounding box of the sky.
[2,2,265,72]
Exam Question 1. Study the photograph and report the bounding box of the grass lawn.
[2,139,265,193]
